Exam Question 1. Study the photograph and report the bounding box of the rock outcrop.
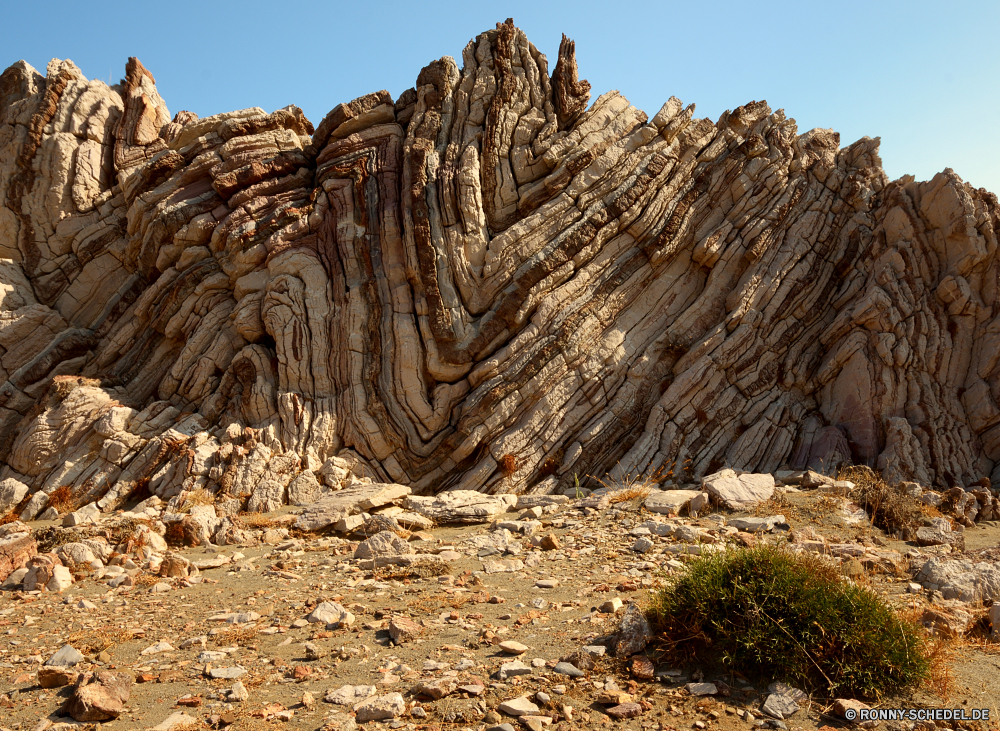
[1,19,999,522]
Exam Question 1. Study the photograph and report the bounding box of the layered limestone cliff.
[0,20,998,518]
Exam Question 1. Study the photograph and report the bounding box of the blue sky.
[2,0,998,194]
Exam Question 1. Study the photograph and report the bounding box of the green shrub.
[647,544,929,699]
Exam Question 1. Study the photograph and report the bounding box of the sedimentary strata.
[1,20,999,521]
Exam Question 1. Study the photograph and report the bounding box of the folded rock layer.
[1,20,998,517]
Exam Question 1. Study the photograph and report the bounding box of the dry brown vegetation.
[839,465,924,538]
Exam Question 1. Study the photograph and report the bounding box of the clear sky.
[2,0,998,194]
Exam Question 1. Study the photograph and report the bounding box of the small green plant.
[573,472,582,499]
[647,544,930,700]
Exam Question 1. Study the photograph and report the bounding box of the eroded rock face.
[0,20,998,519]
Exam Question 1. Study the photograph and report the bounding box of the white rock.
[499,696,540,716]
[701,470,775,509]
[45,565,73,592]
[0,478,28,514]
[325,684,377,705]
[353,692,405,722]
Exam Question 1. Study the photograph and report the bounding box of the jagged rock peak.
[0,21,998,522]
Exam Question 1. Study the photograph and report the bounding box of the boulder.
[0,478,28,514]
[702,470,775,509]
[63,670,132,721]
[295,483,411,532]
[353,692,405,722]
[354,530,413,559]
[644,489,708,515]
[404,491,517,523]
[0,521,36,582]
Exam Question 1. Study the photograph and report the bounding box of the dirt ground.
[1,488,999,731]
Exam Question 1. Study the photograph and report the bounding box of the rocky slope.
[1,20,999,521]
[1,477,997,730]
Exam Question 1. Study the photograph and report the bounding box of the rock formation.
[1,19,999,519]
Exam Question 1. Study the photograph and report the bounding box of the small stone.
[46,644,84,668]
[413,676,458,700]
[631,537,654,553]
[499,660,533,679]
[685,682,717,696]
[500,641,529,655]
[630,655,654,680]
[599,598,623,613]
[552,662,584,677]
[762,693,800,719]
[539,534,561,550]
[38,665,79,688]
[304,641,324,660]
[388,615,422,643]
[606,702,643,719]
[614,604,651,656]
[229,681,249,702]
[535,578,558,588]
[353,692,406,722]
[535,691,550,704]
[141,640,174,655]
[46,564,73,592]
[325,685,377,705]
[833,698,869,719]
[499,696,540,716]
[208,666,246,680]
[307,601,354,628]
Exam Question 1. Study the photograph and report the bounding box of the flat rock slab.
[295,483,411,531]
[483,559,524,574]
[702,469,775,509]
[499,696,539,716]
[307,601,354,627]
[762,692,801,719]
[499,660,532,679]
[325,685,376,705]
[354,692,405,722]
[728,515,787,533]
[207,667,246,680]
[686,682,717,696]
[644,490,707,515]
[553,662,584,677]
[405,491,517,523]
[607,702,643,719]
[47,644,84,668]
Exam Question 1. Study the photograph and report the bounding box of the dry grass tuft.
[839,465,923,537]
[593,464,667,505]
[499,453,518,478]
[211,625,259,646]
[179,487,215,511]
[46,484,76,515]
